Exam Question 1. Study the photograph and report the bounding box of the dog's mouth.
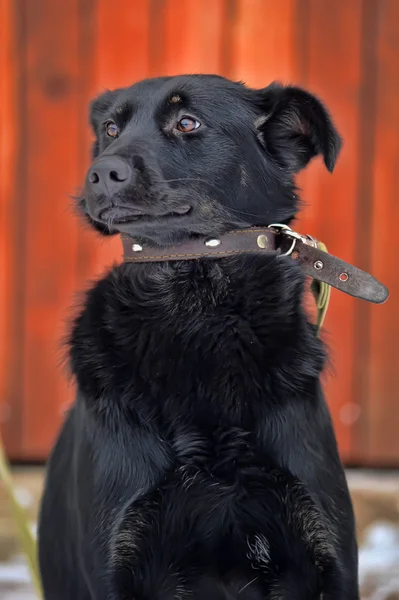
[97,205,192,225]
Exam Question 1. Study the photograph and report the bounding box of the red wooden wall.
[1,0,398,464]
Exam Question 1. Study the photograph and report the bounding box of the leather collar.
[122,226,389,304]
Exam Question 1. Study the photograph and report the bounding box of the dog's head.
[80,75,341,244]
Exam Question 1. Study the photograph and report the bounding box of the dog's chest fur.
[70,254,324,455]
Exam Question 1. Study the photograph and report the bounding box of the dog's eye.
[105,121,120,138]
[176,117,201,133]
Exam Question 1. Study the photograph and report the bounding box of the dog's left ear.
[254,82,342,173]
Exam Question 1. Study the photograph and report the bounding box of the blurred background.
[0,0,398,598]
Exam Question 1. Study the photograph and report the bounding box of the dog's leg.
[38,412,93,600]
[280,393,360,599]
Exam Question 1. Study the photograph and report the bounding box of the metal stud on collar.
[132,243,143,252]
[205,238,221,247]
[257,234,269,249]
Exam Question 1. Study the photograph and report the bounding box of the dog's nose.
[87,157,132,196]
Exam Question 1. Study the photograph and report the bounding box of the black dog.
[39,75,359,600]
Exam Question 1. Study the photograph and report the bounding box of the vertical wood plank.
[231,0,296,86]
[366,0,399,463]
[83,0,152,278]
[75,0,103,290]
[21,0,84,458]
[162,0,227,75]
[349,0,379,462]
[96,0,150,88]
[0,0,24,455]
[293,0,363,461]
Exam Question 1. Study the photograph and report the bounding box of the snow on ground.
[359,522,399,600]
[0,555,37,599]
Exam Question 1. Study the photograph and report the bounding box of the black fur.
[38,75,358,600]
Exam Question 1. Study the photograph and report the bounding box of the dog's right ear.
[253,82,342,174]
[89,90,119,159]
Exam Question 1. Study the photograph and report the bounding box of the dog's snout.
[87,157,132,196]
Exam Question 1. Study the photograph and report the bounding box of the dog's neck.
[70,253,325,427]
